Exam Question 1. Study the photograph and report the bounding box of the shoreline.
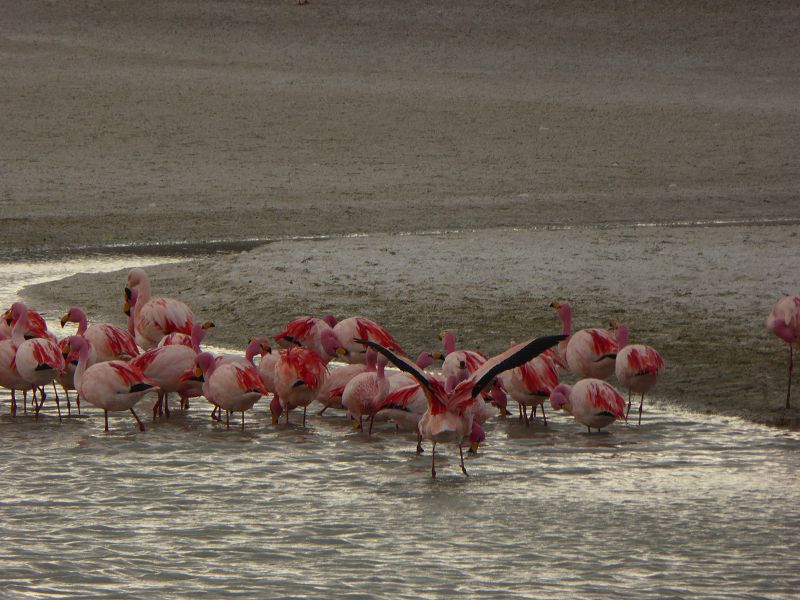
[21,222,800,429]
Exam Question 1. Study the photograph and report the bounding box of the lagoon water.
[1,256,799,598]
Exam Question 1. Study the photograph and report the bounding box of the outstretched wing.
[354,338,448,414]
[469,334,567,398]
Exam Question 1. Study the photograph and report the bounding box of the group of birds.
[1,267,677,477]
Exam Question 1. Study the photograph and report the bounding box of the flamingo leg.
[241,411,245,431]
[53,386,62,422]
[285,406,290,425]
[625,390,632,420]
[532,404,538,418]
[303,406,307,427]
[34,387,43,419]
[368,414,375,436]
[416,432,424,454]
[226,410,230,429]
[63,386,71,416]
[104,410,109,431]
[431,442,437,478]
[459,444,469,476]
[163,393,170,418]
[787,345,794,409]
[541,404,548,426]
[23,389,27,414]
[130,408,145,431]
[638,393,645,425]
[10,389,16,417]
[317,404,329,416]
[76,394,81,415]
[522,404,530,426]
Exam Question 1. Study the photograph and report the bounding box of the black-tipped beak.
[60,315,69,328]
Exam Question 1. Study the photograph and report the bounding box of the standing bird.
[273,346,329,426]
[342,349,390,434]
[612,322,665,424]
[9,302,65,419]
[274,315,339,362]
[549,379,626,432]
[435,330,487,381]
[0,330,33,416]
[65,335,155,432]
[358,334,565,478]
[60,306,139,363]
[499,352,560,425]
[332,316,406,364]
[765,295,800,408]
[551,301,617,380]
[184,352,268,429]
[2,304,51,340]
[125,267,194,349]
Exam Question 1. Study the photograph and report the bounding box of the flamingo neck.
[74,309,88,335]
[73,342,90,390]
[133,282,150,320]
[559,305,572,336]
[11,308,28,347]
[244,341,262,364]
[615,324,629,349]
[190,326,206,353]
[442,331,456,354]
[415,352,434,370]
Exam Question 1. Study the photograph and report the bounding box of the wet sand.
[4,1,800,425]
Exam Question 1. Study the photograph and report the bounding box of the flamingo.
[183,352,267,429]
[765,295,800,408]
[10,303,66,419]
[274,315,340,362]
[499,352,560,425]
[130,339,199,419]
[357,333,565,477]
[341,349,390,434]
[125,267,195,349]
[549,379,626,432]
[332,316,406,364]
[0,330,33,416]
[551,301,617,379]
[2,304,51,340]
[158,320,215,349]
[60,306,139,363]
[435,330,487,381]
[273,346,329,426]
[64,335,156,431]
[316,358,374,415]
[56,335,97,416]
[612,322,665,424]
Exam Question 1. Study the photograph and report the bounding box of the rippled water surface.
[1,258,799,598]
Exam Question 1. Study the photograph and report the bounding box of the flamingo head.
[9,302,27,325]
[550,300,572,321]
[123,287,138,316]
[322,314,338,328]
[321,328,346,358]
[181,352,216,382]
[60,306,85,328]
[64,335,89,361]
[270,395,283,425]
[490,379,508,413]
[549,383,572,413]
[610,321,629,348]
[415,351,435,370]
[438,330,456,355]
[126,267,148,289]
[469,420,486,453]
[376,353,388,375]
[245,337,271,361]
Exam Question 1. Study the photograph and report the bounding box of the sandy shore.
[4,1,800,425]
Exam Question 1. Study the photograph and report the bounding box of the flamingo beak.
[432,351,444,360]
[550,300,561,309]
[350,416,361,430]
[336,347,348,357]
[271,413,279,425]
[123,301,131,317]
[262,343,271,353]
[202,320,215,330]
[469,441,480,453]
[60,314,69,328]
[498,406,511,417]
[62,345,71,359]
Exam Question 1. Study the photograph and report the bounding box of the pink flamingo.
[60,306,139,363]
[333,316,406,364]
[130,339,198,419]
[56,336,97,416]
[65,335,156,431]
[499,352,560,425]
[158,320,215,348]
[358,333,565,477]
[765,295,800,408]
[125,267,195,349]
[0,330,33,416]
[316,359,374,416]
[183,352,267,429]
[274,315,340,362]
[273,346,329,426]
[2,305,51,340]
[551,301,617,380]
[612,322,665,424]
[549,379,626,432]
[342,349,390,434]
[10,302,66,419]
[435,330,487,381]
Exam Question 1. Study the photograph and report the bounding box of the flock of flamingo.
[1,267,797,477]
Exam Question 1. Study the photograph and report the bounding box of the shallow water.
[1,257,799,598]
